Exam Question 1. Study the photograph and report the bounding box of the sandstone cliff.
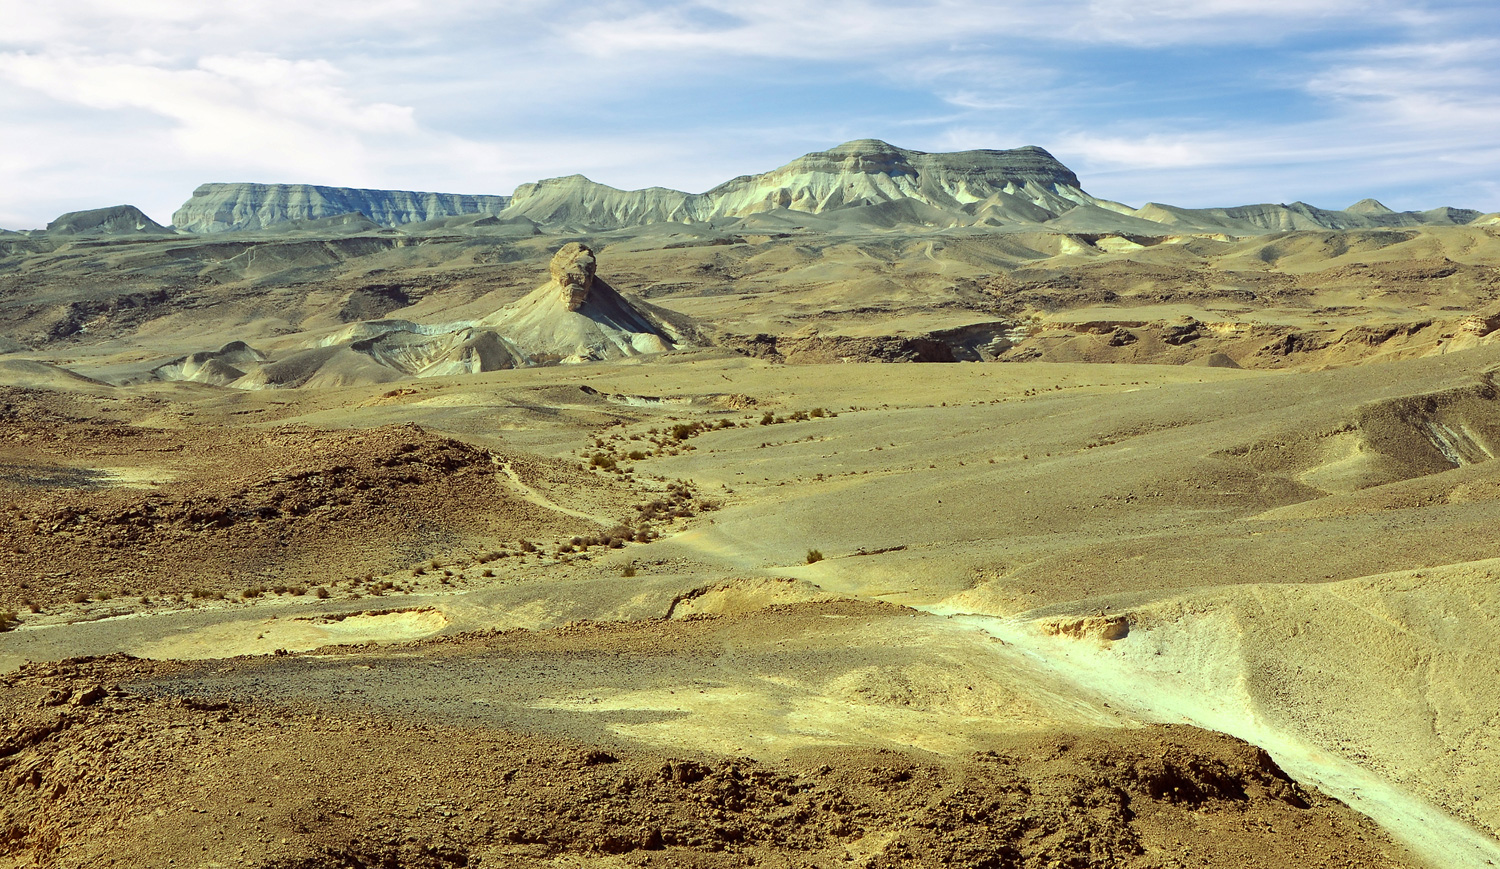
[172,184,512,233]
[500,139,1097,229]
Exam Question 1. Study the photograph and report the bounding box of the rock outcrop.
[47,205,170,235]
[172,184,511,233]
[482,243,687,363]
[549,243,596,311]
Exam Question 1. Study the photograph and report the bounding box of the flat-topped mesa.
[550,242,596,311]
[172,183,512,233]
[703,139,1087,218]
[785,139,1080,186]
[500,139,1092,229]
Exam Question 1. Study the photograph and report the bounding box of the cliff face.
[171,184,512,233]
[701,140,1086,219]
[501,139,1094,229]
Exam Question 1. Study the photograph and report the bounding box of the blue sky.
[1,0,1496,228]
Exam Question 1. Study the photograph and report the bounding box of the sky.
[1,0,1497,229]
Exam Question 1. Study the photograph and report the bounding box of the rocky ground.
[0,644,1414,869]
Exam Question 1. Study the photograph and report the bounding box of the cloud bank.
[0,0,1495,228]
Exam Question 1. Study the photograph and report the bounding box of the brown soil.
[0,654,1413,869]
[0,411,599,610]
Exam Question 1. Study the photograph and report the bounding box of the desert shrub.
[482,569,494,578]
[809,407,826,418]
[25,600,40,614]
[242,586,264,599]
[314,586,330,599]
[805,549,824,564]
[289,586,307,596]
[70,592,90,604]
[0,610,17,632]
[590,453,617,470]
[622,564,637,577]
[519,540,537,553]
[760,412,774,426]
[628,450,647,461]
[413,566,426,576]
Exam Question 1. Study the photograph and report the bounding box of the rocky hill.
[172,183,512,233]
[46,204,171,236]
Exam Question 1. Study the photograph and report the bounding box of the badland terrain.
[2,140,1500,868]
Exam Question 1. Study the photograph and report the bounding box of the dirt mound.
[0,655,1414,869]
[666,576,836,618]
[1220,377,1500,493]
[724,332,958,363]
[0,425,593,608]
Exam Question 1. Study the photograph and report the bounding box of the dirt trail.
[493,457,606,524]
[938,610,1500,869]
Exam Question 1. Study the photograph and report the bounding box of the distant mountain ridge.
[172,183,512,233]
[137,139,1485,236]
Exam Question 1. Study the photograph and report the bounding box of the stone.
[549,243,596,311]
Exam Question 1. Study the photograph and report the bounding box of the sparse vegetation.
[0,610,17,632]
[622,563,637,577]
[806,549,824,564]
[314,586,330,599]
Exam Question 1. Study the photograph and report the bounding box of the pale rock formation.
[549,243,596,311]
[482,244,685,363]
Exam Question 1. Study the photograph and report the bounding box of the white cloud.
[0,0,1495,226]
[0,51,419,182]
[565,0,1429,59]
